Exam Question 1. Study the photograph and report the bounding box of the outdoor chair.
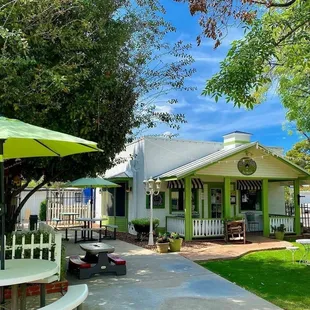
[245,212,259,232]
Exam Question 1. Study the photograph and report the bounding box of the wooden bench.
[70,227,105,243]
[39,284,88,310]
[102,224,118,240]
[108,254,126,265]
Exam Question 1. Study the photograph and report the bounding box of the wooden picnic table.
[76,217,107,241]
[60,212,80,225]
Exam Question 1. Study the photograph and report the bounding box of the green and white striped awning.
[237,180,262,190]
[167,178,204,189]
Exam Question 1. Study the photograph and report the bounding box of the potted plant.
[156,233,170,253]
[271,224,286,240]
[168,232,183,252]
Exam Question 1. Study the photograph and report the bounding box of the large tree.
[177,0,309,136]
[0,0,194,232]
[286,140,310,172]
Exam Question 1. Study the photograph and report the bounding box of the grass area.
[200,243,310,310]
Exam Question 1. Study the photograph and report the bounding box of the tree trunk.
[5,179,48,233]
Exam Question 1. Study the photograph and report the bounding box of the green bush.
[130,218,160,241]
[39,199,47,221]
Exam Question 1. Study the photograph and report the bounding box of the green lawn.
[200,243,310,310]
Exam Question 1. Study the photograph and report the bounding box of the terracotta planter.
[156,242,169,253]
[275,231,285,240]
[169,238,183,252]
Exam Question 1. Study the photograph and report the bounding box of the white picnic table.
[296,239,310,264]
[0,259,58,310]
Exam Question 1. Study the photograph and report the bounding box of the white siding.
[144,137,222,178]
[198,147,301,179]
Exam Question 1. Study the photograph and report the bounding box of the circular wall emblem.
[237,157,257,175]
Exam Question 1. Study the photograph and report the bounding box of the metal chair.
[245,212,259,232]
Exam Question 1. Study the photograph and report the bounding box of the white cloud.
[155,105,173,114]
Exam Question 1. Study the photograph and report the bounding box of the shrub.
[130,218,160,241]
[39,199,47,221]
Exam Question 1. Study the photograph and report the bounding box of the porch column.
[294,179,301,235]
[184,176,192,241]
[262,179,269,237]
[224,177,231,219]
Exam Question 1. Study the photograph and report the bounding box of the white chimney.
[223,131,252,150]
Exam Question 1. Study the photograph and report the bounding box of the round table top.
[296,239,310,244]
[80,242,115,254]
[76,217,107,222]
[0,259,58,286]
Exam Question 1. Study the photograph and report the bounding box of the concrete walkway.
[180,235,291,261]
[64,239,280,310]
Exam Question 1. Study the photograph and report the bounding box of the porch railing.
[166,216,224,238]
[269,215,295,233]
[166,216,185,236]
[193,218,224,237]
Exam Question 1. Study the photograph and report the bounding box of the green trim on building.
[184,176,192,241]
[294,179,301,235]
[262,179,269,237]
[201,189,205,218]
[224,177,231,219]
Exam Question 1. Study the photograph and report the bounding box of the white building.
[101,132,310,240]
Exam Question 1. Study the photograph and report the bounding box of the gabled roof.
[157,142,310,179]
[105,172,132,179]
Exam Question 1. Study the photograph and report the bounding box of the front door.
[102,182,127,232]
[210,187,223,218]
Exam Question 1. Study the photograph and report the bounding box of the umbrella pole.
[0,141,5,304]
[0,140,5,271]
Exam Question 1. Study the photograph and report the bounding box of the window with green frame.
[146,192,165,209]
[170,189,199,212]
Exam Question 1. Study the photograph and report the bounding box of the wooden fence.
[5,230,62,281]
[47,190,91,225]
[286,202,310,229]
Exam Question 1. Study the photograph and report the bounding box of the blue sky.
[147,1,302,153]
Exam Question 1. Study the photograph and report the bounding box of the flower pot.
[156,242,169,253]
[169,238,183,252]
[275,231,285,240]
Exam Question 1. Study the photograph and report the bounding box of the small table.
[286,246,299,263]
[60,212,80,225]
[77,243,125,279]
[0,259,58,310]
[296,239,310,264]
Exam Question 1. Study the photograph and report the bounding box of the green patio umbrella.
[62,177,120,219]
[0,116,102,270]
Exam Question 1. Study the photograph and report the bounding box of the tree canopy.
[0,0,194,231]
[177,0,309,137]
[286,140,310,172]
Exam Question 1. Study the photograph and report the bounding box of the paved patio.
[180,235,291,261]
[61,238,280,310]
